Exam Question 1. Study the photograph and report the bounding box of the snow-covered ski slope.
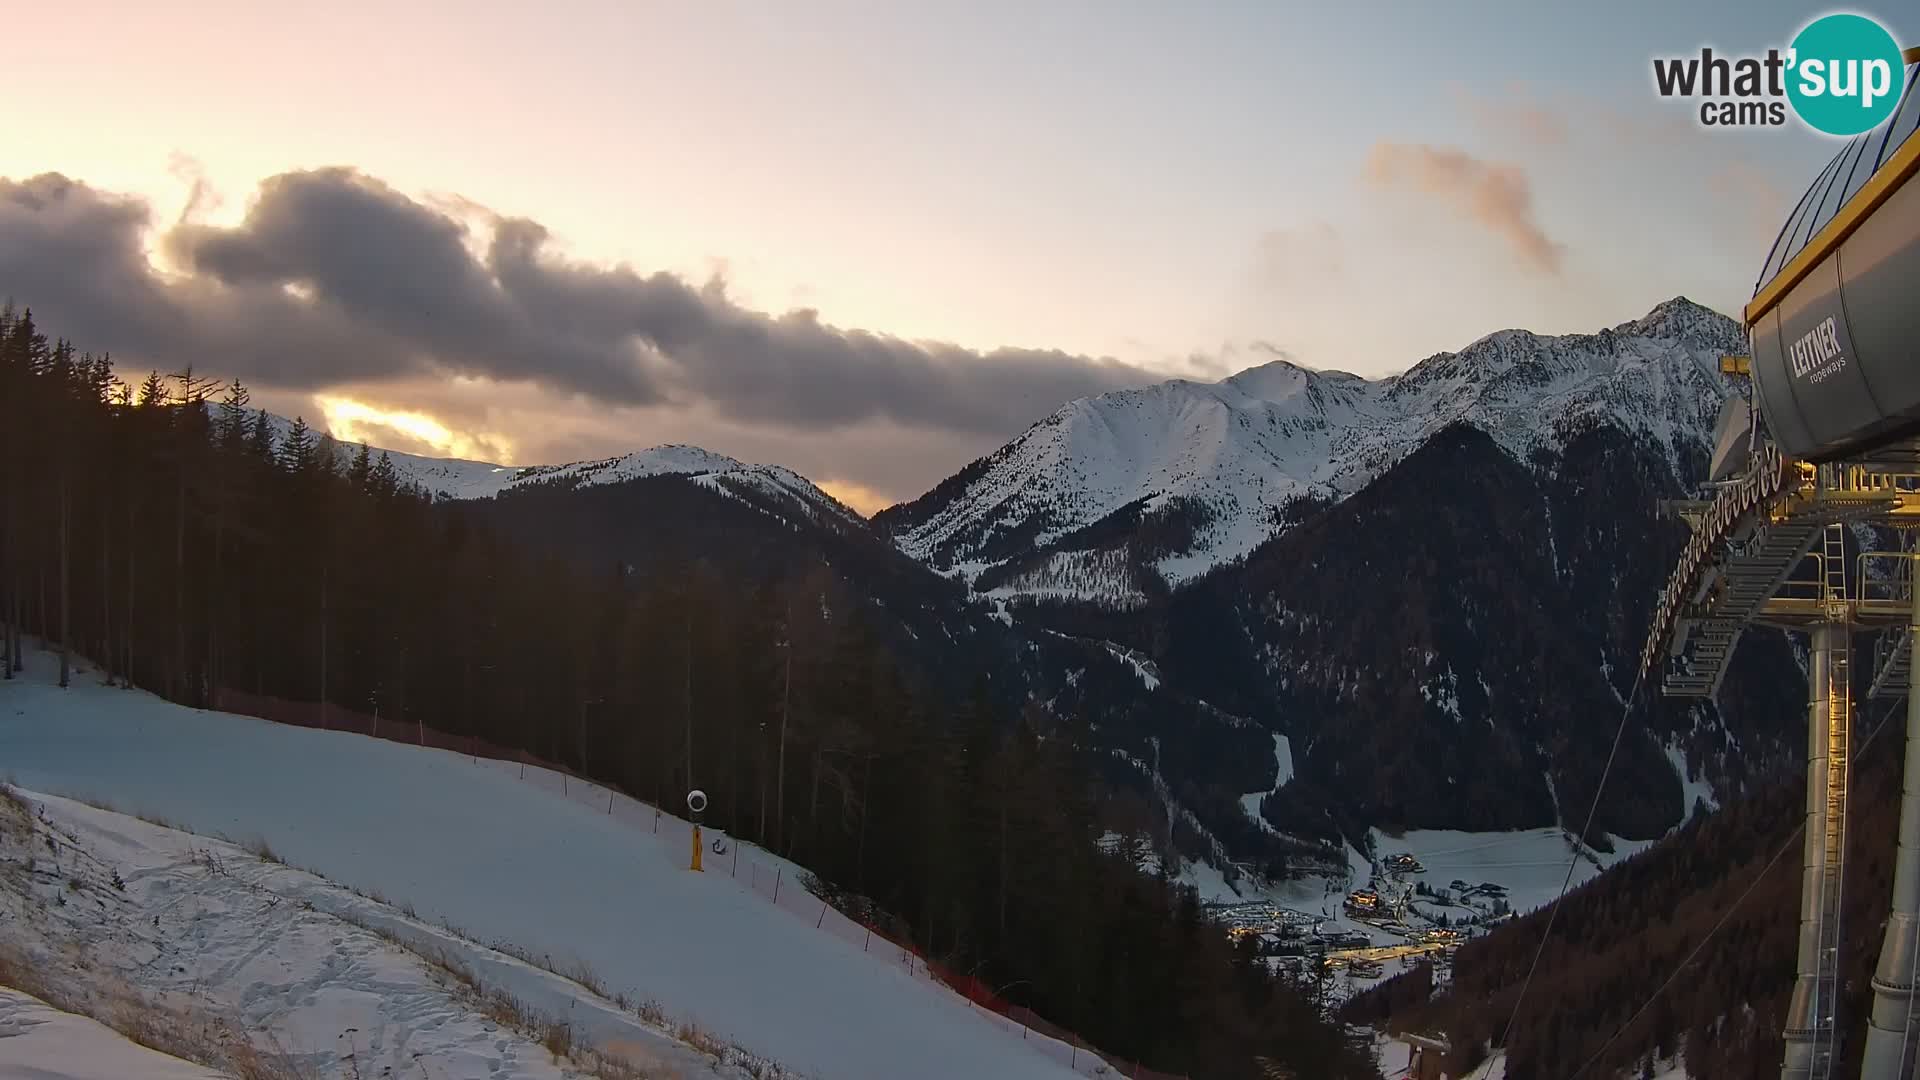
[0,653,1092,1080]
[0,988,228,1080]
[2,787,750,1079]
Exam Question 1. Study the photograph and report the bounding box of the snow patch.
[1100,641,1161,691]
[1237,733,1293,835]
[0,989,227,1080]
[1363,826,1657,917]
[2,791,732,1080]
[1665,740,1719,819]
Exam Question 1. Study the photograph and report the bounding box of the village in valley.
[1202,847,1518,995]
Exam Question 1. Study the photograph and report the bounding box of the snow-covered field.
[0,988,228,1080]
[3,788,727,1079]
[1174,823,1650,925]
[1165,819,1661,1009]
[1365,827,1658,918]
[0,650,1098,1080]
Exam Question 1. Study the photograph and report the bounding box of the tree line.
[0,304,1379,1080]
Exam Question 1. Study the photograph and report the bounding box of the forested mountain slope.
[0,304,1379,1080]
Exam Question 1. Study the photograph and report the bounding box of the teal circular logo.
[1787,14,1906,136]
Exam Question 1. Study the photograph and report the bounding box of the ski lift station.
[1643,52,1920,1080]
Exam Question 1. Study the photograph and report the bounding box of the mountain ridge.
[271,296,1791,871]
[875,296,1742,600]
[264,410,869,532]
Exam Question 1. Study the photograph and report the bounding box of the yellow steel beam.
[1746,116,1920,327]
[1757,596,1915,624]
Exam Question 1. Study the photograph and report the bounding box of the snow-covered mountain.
[251,297,1785,860]
[271,411,865,530]
[878,298,1743,600]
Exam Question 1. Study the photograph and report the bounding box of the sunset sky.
[0,1,1883,512]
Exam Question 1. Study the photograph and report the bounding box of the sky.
[0,1,1887,513]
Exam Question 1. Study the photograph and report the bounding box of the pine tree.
[279,417,314,475]
[136,371,168,408]
[217,379,251,450]
[248,407,275,461]
[350,442,373,492]
[370,452,399,498]
[0,304,1392,1080]
[314,434,341,479]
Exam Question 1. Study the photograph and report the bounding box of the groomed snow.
[0,988,228,1080]
[0,651,1095,1080]
[4,789,735,1079]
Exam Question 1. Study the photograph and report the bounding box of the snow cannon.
[687,789,708,872]
[1745,65,1920,462]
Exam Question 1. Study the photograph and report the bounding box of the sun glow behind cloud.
[314,394,513,463]
[813,479,893,518]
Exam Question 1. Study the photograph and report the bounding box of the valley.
[347,297,1792,896]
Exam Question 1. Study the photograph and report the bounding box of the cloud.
[1364,142,1564,273]
[167,153,223,226]
[1451,83,1568,146]
[312,393,518,463]
[812,478,893,518]
[248,371,997,509]
[0,168,1158,445]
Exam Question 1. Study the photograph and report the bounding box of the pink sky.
[0,1,1854,508]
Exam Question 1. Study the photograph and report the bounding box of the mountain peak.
[1221,358,1312,402]
[886,299,1734,598]
[1614,296,1743,351]
[278,416,862,527]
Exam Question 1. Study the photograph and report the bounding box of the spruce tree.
[217,379,251,451]
[370,451,399,498]
[137,371,169,408]
[279,417,314,475]
[350,442,373,492]
[314,433,341,479]
[248,407,276,461]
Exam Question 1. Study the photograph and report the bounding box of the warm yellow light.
[314,394,512,463]
[814,479,892,518]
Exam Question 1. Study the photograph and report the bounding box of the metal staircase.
[1662,519,1823,696]
[1870,540,1916,699]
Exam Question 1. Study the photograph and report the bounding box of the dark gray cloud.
[0,168,1156,438]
